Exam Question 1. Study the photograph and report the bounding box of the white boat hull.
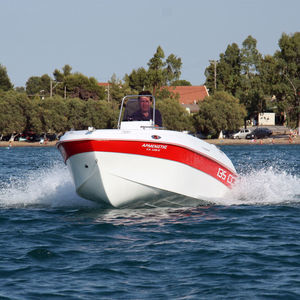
[66,151,230,207]
[58,128,237,208]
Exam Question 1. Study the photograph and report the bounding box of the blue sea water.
[0,144,299,299]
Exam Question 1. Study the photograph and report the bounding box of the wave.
[218,166,300,206]
[0,163,299,209]
[0,162,95,208]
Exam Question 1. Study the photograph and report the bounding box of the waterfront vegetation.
[0,32,299,138]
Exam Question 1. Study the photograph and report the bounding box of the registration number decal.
[217,167,235,184]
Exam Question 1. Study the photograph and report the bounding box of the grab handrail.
[117,95,156,129]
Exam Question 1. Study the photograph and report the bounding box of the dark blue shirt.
[131,109,163,127]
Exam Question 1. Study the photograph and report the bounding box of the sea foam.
[0,163,299,209]
[218,166,300,206]
[0,162,94,208]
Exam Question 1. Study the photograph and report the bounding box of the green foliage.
[83,99,118,129]
[63,73,105,100]
[156,87,180,102]
[0,91,27,134]
[2,32,299,138]
[126,46,184,94]
[0,64,13,91]
[165,54,182,85]
[65,98,85,129]
[193,91,247,138]
[156,98,193,131]
[0,91,119,136]
[147,46,166,95]
[205,43,242,96]
[26,65,105,100]
[156,88,175,100]
[239,80,266,116]
[204,32,300,128]
[125,67,149,92]
[221,43,242,95]
[15,86,26,93]
[26,74,51,96]
[40,96,68,132]
[107,74,132,104]
[53,64,72,83]
[148,46,165,70]
[172,80,191,86]
[276,32,300,128]
[27,97,43,133]
[241,35,262,76]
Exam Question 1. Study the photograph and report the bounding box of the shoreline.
[0,136,299,148]
[208,135,300,145]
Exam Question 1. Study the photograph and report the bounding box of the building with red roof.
[99,83,209,113]
[162,85,209,113]
[98,82,110,87]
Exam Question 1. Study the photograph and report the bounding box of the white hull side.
[67,151,228,207]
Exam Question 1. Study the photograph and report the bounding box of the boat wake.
[0,164,299,209]
[0,162,96,208]
[219,166,300,206]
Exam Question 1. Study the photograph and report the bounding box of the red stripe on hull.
[57,140,237,187]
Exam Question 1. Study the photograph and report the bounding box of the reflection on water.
[95,206,219,225]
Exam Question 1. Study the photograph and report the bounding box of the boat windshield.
[122,98,140,121]
[118,95,156,129]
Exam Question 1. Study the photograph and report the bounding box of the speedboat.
[57,95,237,208]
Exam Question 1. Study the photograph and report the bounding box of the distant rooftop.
[98,83,209,113]
[162,85,209,105]
[98,82,110,87]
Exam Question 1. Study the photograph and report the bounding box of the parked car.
[222,130,239,139]
[232,128,252,139]
[246,128,273,139]
[45,133,58,141]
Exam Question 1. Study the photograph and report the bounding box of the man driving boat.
[131,91,163,127]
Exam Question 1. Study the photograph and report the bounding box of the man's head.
[138,91,152,114]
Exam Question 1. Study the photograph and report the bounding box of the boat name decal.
[142,143,168,152]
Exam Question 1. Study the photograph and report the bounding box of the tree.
[221,43,242,96]
[125,46,184,93]
[275,32,300,130]
[53,64,72,82]
[204,61,218,94]
[26,97,43,133]
[63,73,104,100]
[0,91,26,135]
[240,35,262,77]
[205,43,242,96]
[165,54,182,85]
[237,36,265,118]
[0,64,13,91]
[156,98,193,131]
[83,99,118,129]
[147,46,166,95]
[193,91,247,138]
[172,79,191,86]
[107,74,132,104]
[26,65,106,100]
[65,97,86,129]
[257,55,287,123]
[26,74,51,96]
[125,67,149,92]
[40,96,68,133]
